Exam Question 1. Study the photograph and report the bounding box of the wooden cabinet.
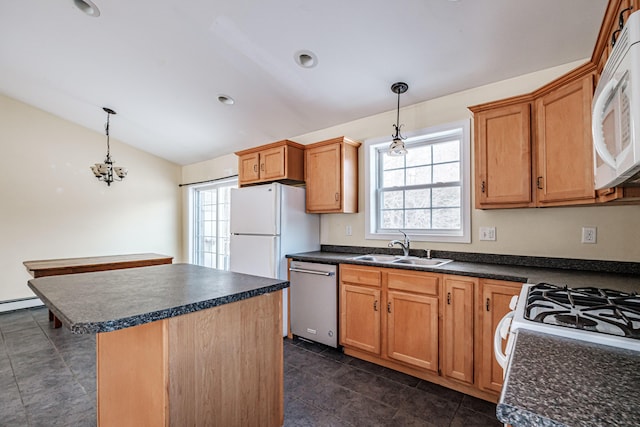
[476,279,521,394]
[339,265,441,372]
[470,66,597,208]
[442,275,476,384]
[235,140,304,187]
[535,74,595,205]
[340,265,382,354]
[386,270,440,373]
[473,102,533,208]
[305,136,361,213]
[340,283,381,354]
[339,264,526,402]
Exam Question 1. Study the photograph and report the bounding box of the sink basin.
[350,254,398,262]
[391,257,453,267]
[349,254,453,268]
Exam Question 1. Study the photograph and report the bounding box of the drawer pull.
[374,300,378,311]
[447,292,451,305]
[387,302,392,313]
[486,297,490,312]
[481,181,486,193]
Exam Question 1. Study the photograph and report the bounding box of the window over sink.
[364,120,470,243]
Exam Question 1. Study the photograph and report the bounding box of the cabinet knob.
[486,298,490,312]
[447,292,451,305]
[374,300,378,311]
[387,302,391,313]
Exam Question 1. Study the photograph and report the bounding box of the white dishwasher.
[289,261,338,347]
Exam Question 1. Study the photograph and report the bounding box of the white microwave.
[592,10,640,190]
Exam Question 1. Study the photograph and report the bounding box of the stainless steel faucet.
[388,230,410,257]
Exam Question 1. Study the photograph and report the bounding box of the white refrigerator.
[229,183,320,336]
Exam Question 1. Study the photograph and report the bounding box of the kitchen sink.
[349,254,453,268]
[390,257,453,267]
[350,254,398,262]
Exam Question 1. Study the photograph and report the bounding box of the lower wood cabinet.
[339,263,523,403]
[340,283,381,354]
[476,279,522,394]
[442,275,476,384]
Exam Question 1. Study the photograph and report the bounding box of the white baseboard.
[0,297,44,313]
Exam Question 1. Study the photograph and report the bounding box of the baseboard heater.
[0,297,43,313]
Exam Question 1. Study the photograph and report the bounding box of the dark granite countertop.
[497,330,640,427]
[287,249,640,293]
[27,263,289,334]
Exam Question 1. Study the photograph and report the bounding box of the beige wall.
[0,94,182,302]
[183,59,640,263]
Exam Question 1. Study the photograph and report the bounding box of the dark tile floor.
[0,307,501,426]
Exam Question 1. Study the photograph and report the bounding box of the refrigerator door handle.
[288,267,335,276]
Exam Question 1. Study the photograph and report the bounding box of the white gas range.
[495,283,640,369]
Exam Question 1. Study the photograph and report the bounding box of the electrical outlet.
[479,227,496,241]
[581,227,597,244]
[345,225,352,236]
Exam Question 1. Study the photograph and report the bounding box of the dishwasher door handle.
[289,267,335,276]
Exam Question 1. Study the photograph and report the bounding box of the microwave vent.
[602,28,630,82]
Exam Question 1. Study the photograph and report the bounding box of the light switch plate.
[479,226,496,241]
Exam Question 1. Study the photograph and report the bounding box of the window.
[190,178,237,270]
[365,120,470,243]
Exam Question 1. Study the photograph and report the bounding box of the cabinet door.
[260,146,286,181]
[442,276,475,384]
[238,153,260,185]
[305,143,342,212]
[477,280,521,394]
[340,284,381,355]
[475,103,532,208]
[535,75,595,204]
[386,291,439,373]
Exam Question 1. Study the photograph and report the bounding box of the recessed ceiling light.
[73,0,101,17]
[217,95,235,105]
[294,50,318,68]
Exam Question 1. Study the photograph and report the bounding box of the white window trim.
[188,177,238,267]
[364,119,471,243]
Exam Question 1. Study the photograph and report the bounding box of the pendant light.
[90,107,127,186]
[388,82,409,156]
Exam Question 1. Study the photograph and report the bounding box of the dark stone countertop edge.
[314,245,640,275]
[287,247,640,292]
[28,281,289,334]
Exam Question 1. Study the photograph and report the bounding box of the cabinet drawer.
[387,270,440,295]
[340,265,381,287]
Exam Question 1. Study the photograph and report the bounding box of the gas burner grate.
[524,283,640,339]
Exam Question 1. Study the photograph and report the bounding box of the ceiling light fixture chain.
[389,82,409,156]
[90,107,127,186]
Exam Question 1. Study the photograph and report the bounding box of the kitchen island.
[497,330,640,426]
[27,263,288,427]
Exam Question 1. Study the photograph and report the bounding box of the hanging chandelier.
[90,107,127,186]
[388,82,409,156]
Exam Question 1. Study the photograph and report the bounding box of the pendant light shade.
[389,82,408,156]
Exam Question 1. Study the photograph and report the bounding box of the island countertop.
[497,330,640,427]
[27,263,289,334]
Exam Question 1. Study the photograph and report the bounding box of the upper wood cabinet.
[473,102,533,209]
[235,140,305,187]
[535,74,595,205]
[470,66,597,209]
[304,136,361,213]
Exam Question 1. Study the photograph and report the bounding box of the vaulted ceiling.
[0,0,608,164]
